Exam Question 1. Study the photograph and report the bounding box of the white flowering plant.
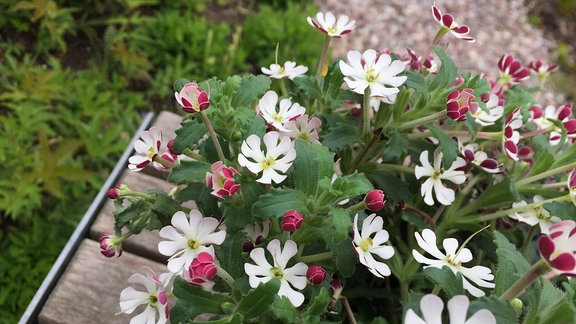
[103,3,576,324]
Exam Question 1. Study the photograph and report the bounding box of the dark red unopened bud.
[281,210,303,232]
[306,265,327,285]
[243,241,255,253]
[188,252,217,286]
[364,189,386,212]
[107,188,119,199]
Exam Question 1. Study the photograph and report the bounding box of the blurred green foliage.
[0,0,320,321]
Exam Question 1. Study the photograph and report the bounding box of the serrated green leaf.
[493,231,530,296]
[168,160,212,183]
[171,277,236,323]
[252,188,309,219]
[381,128,408,162]
[527,135,555,177]
[423,266,465,297]
[428,47,458,90]
[457,178,518,217]
[172,118,208,153]
[293,75,322,98]
[149,193,181,229]
[331,237,356,277]
[363,168,411,204]
[231,75,271,107]
[236,279,280,319]
[268,296,297,323]
[329,207,351,243]
[469,296,518,324]
[291,140,334,196]
[173,78,192,92]
[426,124,458,167]
[332,172,373,200]
[301,287,331,319]
[322,113,362,151]
[405,71,427,95]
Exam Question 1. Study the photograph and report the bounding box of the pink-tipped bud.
[281,210,304,232]
[188,252,217,286]
[364,189,386,212]
[174,82,210,113]
[446,89,477,122]
[306,265,327,285]
[107,188,119,199]
[206,161,240,199]
[99,233,123,258]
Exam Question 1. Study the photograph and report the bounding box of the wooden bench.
[21,111,184,324]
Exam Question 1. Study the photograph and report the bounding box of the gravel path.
[317,0,563,103]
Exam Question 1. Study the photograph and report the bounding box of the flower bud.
[206,161,240,199]
[364,189,386,212]
[446,88,477,122]
[281,210,303,232]
[174,82,210,113]
[188,252,217,286]
[99,233,123,258]
[306,265,326,285]
[107,188,119,199]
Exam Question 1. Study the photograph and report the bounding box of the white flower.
[405,294,496,324]
[158,210,226,273]
[119,267,172,324]
[257,91,306,131]
[244,239,308,307]
[412,229,495,297]
[509,195,561,234]
[238,131,297,184]
[128,127,162,171]
[352,213,395,278]
[472,94,504,126]
[307,12,356,38]
[280,114,322,145]
[261,61,308,80]
[339,49,407,98]
[415,150,467,206]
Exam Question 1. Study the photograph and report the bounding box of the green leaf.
[423,267,465,297]
[293,75,322,98]
[331,237,357,277]
[268,296,297,323]
[428,47,458,91]
[291,140,334,196]
[171,277,235,323]
[527,135,555,177]
[236,279,280,319]
[172,118,208,153]
[528,280,575,324]
[404,71,427,95]
[493,231,530,296]
[301,287,331,320]
[381,128,408,162]
[322,113,362,151]
[364,168,412,204]
[469,295,519,324]
[252,188,309,219]
[329,207,352,243]
[426,124,458,167]
[332,172,373,200]
[231,75,271,107]
[168,160,212,183]
[149,193,181,229]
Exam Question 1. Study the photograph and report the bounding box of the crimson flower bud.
[174,82,210,113]
[99,233,123,258]
[364,189,386,212]
[188,252,217,286]
[538,220,576,276]
[306,265,327,285]
[281,210,303,232]
[107,188,119,199]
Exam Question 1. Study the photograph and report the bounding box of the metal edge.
[19,112,155,324]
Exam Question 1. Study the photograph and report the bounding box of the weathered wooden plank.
[38,239,167,324]
[90,171,174,263]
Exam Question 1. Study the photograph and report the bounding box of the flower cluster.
[108,4,576,324]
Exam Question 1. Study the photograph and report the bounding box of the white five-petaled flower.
[307,12,356,38]
[412,229,495,297]
[262,61,308,80]
[238,131,296,184]
[158,210,226,274]
[280,114,322,145]
[352,213,395,278]
[339,49,407,98]
[244,239,308,307]
[119,267,172,324]
[472,93,504,126]
[509,195,561,234]
[128,127,162,171]
[415,150,467,206]
[405,294,496,324]
[257,91,306,131]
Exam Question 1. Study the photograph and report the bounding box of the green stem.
[516,161,576,186]
[404,204,436,230]
[363,88,371,137]
[199,110,225,162]
[216,266,235,289]
[296,251,333,263]
[153,155,176,169]
[470,194,571,223]
[374,163,415,174]
[183,148,207,162]
[279,78,288,97]
[346,201,366,214]
[316,35,332,82]
[348,134,378,173]
[395,111,446,130]
[520,226,538,254]
[406,129,502,140]
[499,259,551,301]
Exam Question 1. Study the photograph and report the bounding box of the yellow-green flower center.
[432,168,445,180]
[298,132,310,141]
[271,266,284,279]
[360,237,373,252]
[147,146,156,159]
[366,67,380,83]
[271,113,283,123]
[445,254,462,266]
[149,294,158,307]
[188,239,199,249]
[327,26,337,34]
[262,156,276,169]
